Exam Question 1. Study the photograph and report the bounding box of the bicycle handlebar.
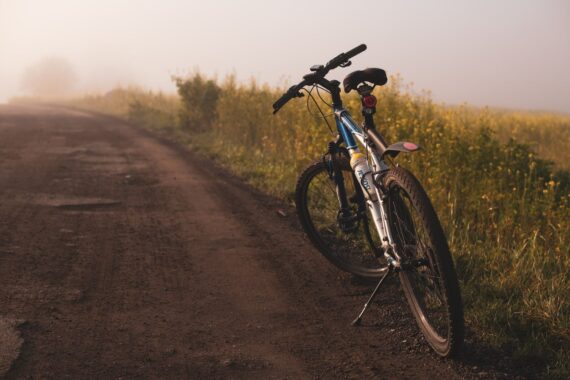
[272,80,309,114]
[325,44,367,71]
[272,44,367,114]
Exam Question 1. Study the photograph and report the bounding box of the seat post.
[357,84,377,131]
[356,85,390,153]
[362,107,376,131]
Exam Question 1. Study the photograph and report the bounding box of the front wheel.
[384,167,464,357]
[295,158,385,278]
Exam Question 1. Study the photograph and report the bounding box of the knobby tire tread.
[384,166,464,357]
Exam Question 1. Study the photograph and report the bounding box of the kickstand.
[352,267,391,326]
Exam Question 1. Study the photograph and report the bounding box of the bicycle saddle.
[343,68,387,93]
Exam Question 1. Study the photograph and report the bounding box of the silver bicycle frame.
[334,108,401,267]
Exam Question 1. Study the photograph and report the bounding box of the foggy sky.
[1,0,569,113]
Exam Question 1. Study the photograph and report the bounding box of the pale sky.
[1,0,569,112]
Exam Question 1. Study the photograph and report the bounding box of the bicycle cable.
[315,85,333,108]
[303,86,335,134]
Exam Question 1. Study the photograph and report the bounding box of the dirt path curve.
[0,104,504,379]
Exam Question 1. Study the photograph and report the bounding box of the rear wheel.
[295,157,385,278]
[384,167,464,357]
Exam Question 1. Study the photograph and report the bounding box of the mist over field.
[2,1,570,378]
[1,0,569,113]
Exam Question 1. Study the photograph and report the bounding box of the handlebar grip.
[345,44,367,59]
[273,83,306,114]
[326,43,367,70]
[272,94,291,114]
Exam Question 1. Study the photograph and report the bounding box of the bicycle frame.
[332,106,401,269]
[274,66,420,269]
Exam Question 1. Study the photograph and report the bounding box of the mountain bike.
[272,44,464,357]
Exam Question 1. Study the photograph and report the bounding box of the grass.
[34,73,569,378]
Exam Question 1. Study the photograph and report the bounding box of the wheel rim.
[304,164,384,275]
[387,186,450,344]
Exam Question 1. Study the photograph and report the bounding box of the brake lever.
[287,87,304,98]
[340,60,352,68]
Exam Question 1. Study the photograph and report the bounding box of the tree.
[21,57,77,98]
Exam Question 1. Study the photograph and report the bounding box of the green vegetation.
[59,74,569,378]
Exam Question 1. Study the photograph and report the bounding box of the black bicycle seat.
[343,68,387,93]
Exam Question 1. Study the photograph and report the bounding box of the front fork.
[325,140,360,233]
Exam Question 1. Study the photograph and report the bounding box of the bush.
[174,74,221,131]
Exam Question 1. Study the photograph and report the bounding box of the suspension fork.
[324,138,363,233]
[326,140,351,212]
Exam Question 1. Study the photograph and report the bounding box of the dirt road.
[0,105,509,379]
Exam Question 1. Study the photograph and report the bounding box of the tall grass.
[65,87,180,131]
[60,74,569,378]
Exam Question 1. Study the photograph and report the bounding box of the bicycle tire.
[383,166,464,357]
[295,158,386,278]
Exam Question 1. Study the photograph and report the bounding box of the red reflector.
[362,95,377,108]
[403,142,419,151]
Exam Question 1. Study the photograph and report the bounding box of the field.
[48,74,569,377]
